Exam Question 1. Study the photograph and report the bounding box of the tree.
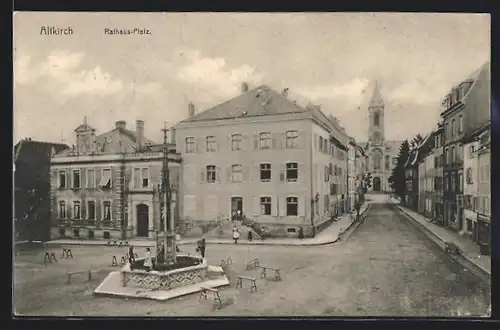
[409,133,424,151]
[388,139,410,199]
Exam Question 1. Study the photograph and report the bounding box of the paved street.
[14,201,490,317]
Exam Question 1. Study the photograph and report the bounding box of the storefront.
[477,214,490,255]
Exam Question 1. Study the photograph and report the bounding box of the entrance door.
[231,197,243,221]
[373,177,381,191]
[136,204,149,237]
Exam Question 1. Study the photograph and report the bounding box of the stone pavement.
[390,196,491,276]
[46,203,369,248]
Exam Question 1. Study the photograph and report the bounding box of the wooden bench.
[44,252,57,264]
[199,287,222,307]
[66,269,99,284]
[220,256,233,267]
[259,266,281,281]
[236,275,257,293]
[445,242,460,255]
[61,248,73,259]
[245,257,260,270]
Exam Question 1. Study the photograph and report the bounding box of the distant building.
[347,138,357,211]
[416,132,436,218]
[462,132,480,240]
[476,125,490,254]
[355,145,367,202]
[404,148,419,210]
[359,81,403,192]
[174,84,350,238]
[14,139,69,242]
[431,123,445,223]
[50,118,181,240]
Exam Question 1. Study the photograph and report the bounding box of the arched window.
[374,112,380,127]
[372,149,382,170]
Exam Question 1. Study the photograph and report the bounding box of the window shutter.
[297,131,306,148]
[200,167,205,183]
[109,168,113,188]
[271,196,278,216]
[216,166,221,182]
[243,134,250,151]
[279,163,286,182]
[242,165,249,183]
[196,137,204,153]
[297,162,301,182]
[272,133,278,149]
[81,200,87,219]
[226,166,232,183]
[253,196,260,216]
[278,197,286,216]
[253,134,259,150]
[277,132,285,149]
[226,135,231,151]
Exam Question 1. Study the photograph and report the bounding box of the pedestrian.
[143,247,152,272]
[232,226,240,244]
[298,227,304,239]
[199,238,206,258]
[248,229,253,241]
[128,246,136,264]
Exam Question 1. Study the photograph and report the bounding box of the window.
[286,197,298,216]
[206,136,216,152]
[450,173,456,192]
[444,174,449,191]
[459,115,463,133]
[87,201,96,220]
[440,154,444,167]
[206,165,217,183]
[260,197,271,215]
[458,172,463,193]
[374,112,380,126]
[286,162,298,182]
[73,201,81,219]
[451,119,456,137]
[451,146,456,163]
[59,201,66,218]
[324,166,329,182]
[231,134,242,151]
[185,137,195,153]
[445,148,450,164]
[99,168,112,189]
[59,171,67,189]
[141,168,149,187]
[103,201,111,222]
[133,168,141,188]
[470,145,475,155]
[385,155,390,170]
[72,170,81,189]
[286,130,299,148]
[231,164,243,182]
[259,132,272,149]
[87,169,95,188]
[372,150,382,170]
[324,195,330,213]
[260,163,271,182]
[330,183,336,195]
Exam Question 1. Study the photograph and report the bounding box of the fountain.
[94,123,229,301]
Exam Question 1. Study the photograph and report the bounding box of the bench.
[61,248,73,259]
[199,287,222,307]
[220,256,233,267]
[66,269,99,284]
[259,266,281,281]
[236,275,257,293]
[44,252,57,264]
[445,242,460,255]
[245,257,260,270]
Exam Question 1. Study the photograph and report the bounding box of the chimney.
[281,88,289,98]
[115,120,126,131]
[170,127,176,144]
[136,120,144,151]
[241,82,249,93]
[188,102,195,118]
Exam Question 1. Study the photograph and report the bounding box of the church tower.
[368,80,385,146]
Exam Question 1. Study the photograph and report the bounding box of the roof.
[180,85,306,123]
[461,121,491,144]
[55,124,157,157]
[15,139,69,163]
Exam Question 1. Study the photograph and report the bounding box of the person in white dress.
[232,227,240,244]
[143,247,152,271]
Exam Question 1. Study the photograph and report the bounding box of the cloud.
[176,51,263,102]
[14,50,124,97]
[299,78,370,101]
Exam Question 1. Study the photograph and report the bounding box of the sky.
[13,12,490,145]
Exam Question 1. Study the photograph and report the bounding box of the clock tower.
[368,80,385,146]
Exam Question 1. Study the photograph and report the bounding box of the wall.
[176,114,313,236]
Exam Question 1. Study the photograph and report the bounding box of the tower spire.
[369,80,384,108]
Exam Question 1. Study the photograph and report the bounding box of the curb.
[340,204,371,242]
[391,203,491,283]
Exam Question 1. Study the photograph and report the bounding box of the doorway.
[373,177,381,191]
[231,197,243,221]
[136,204,149,237]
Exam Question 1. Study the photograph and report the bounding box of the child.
[232,227,240,244]
[143,247,152,271]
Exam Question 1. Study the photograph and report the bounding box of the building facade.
[360,82,402,192]
[50,118,181,240]
[432,124,444,224]
[476,127,490,253]
[415,132,435,216]
[14,139,69,242]
[355,145,367,203]
[175,84,349,238]
[347,138,357,212]
[404,149,419,210]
